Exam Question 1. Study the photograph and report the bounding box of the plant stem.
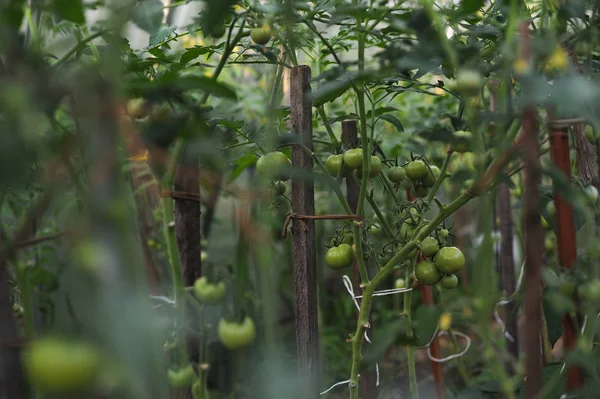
[53,30,106,67]
[24,4,39,49]
[379,173,401,204]
[317,106,339,146]
[447,328,471,387]
[426,151,453,204]
[366,194,394,241]
[404,262,419,398]
[15,262,35,339]
[349,281,374,399]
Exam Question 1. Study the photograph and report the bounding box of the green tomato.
[454,69,483,93]
[541,216,550,230]
[325,154,351,177]
[415,261,442,285]
[545,237,555,253]
[421,237,439,258]
[395,278,406,289]
[343,148,364,169]
[578,280,600,305]
[210,24,226,39]
[251,26,272,45]
[440,229,449,238]
[423,165,441,187]
[558,278,576,298]
[387,166,407,184]
[194,277,226,304]
[379,250,393,266]
[585,125,596,143]
[414,185,429,198]
[584,185,599,203]
[358,155,382,178]
[339,231,354,245]
[273,181,287,196]
[325,244,354,270]
[256,151,292,181]
[126,98,150,119]
[453,131,473,153]
[434,246,466,274]
[22,337,100,395]
[218,317,257,350]
[399,223,415,239]
[167,364,196,388]
[369,224,381,236]
[441,274,459,289]
[405,160,427,182]
[200,251,208,262]
[546,201,556,216]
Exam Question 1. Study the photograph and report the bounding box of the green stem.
[317,106,339,146]
[366,194,394,241]
[82,26,101,60]
[348,281,374,399]
[53,30,106,67]
[426,151,453,204]
[447,327,471,387]
[404,262,418,398]
[379,173,401,204]
[15,262,35,338]
[540,306,553,364]
[24,4,39,49]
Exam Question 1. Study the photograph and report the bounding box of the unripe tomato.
[256,151,292,181]
[22,337,100,395]
[414,185,429,198]
[126,98,150,119]
[434,246,466,274]
[218,317,257,350]
[578,280,600,305]
[545,237,555,253]
[200,251,208,262]
[546,201,556,216]
[210,24,226,39]
[440,229,449,238]
[358,155,382,178]
[325,154,351,177]
[454,69,483,93]
[194,277,226,304]
[423,165,441,187]
[452,130,472,153]
[585,125,596,143]
[441,274,459,289]
[273,181,287,196]
[167,364,196,388]
[421,237,439,258]
[415,261,442,285]
[395,278,406,289]
[325,244,354,269]
[399,223,415,239]
[558,278,576,298]
[387,166,407,183]
[584,185,599,203]
[541,216,550,230]
[251,25,272,45]
[343,148,364,169]
[339,231,354,245]
[405,160,427,182]
[369,224,381,236]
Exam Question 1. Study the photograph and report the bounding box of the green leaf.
[180,46,212,65]
[379,114,404,132]
[458,0,484,16]
[413,305,443,346]
[229,152,258,183]
[148,26,176,47]
[53,0,85,24]
[312,78,353,107]
[132,0,164,34]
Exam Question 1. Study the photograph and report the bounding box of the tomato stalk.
[366,194,395,241]
[404,261,419,399]
[317,106,340,147]
[425,151,453,205]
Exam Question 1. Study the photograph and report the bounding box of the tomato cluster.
[415,243,465,289]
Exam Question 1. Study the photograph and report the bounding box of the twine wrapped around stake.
[281,212,362,238]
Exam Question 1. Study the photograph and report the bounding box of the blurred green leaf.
[362,319,409,365]
[379,114,405,132]
[53,0,85,24]
[132,0,164,34]
[148,25,176,47]
[458,0,484,16]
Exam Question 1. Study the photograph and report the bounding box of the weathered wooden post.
[548,118,584,389]
[519,22,544,398]
[290,65,320,398]
[342,120,378,398]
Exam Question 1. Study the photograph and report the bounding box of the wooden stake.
[548,124,584,390]
[290,65,320,398]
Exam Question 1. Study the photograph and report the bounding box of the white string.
[320,275,411,395]
[320,378,352,395]
[494,306,515,343]
[426,331,471,363]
